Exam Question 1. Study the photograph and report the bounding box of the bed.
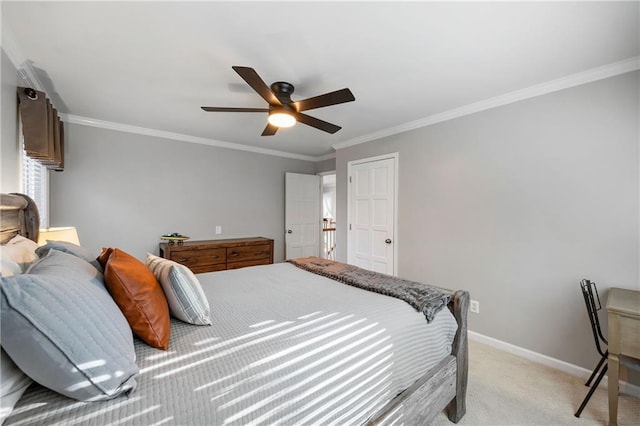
[0,192,468,425]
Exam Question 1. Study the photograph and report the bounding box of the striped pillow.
[145,254,212,326]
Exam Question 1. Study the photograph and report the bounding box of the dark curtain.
[17,87,64,171]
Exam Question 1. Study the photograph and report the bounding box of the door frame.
[318,170,336,259]
[347,153,399,275]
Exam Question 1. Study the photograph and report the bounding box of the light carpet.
[431,340,640,425]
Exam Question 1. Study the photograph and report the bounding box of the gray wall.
[49,124,316,261]
[335,71,639,373]
[314,157,336,174]
[1,49,23,192]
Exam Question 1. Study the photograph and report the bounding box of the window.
[21,128,49,229]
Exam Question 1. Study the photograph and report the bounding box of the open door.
[285,172,320,259]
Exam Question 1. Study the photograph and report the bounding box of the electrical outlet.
[215,225,222,235]
[470,300,480,314]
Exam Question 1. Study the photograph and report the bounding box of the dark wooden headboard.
[0,193,39,244]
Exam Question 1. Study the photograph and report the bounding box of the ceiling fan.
[201,66,355,136]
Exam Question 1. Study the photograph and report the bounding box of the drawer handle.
[212,255,219,259]
[230,253,240,257]
[179,258,189,262]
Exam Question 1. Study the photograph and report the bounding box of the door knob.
[385,238,392,244]
[287,229,293,234]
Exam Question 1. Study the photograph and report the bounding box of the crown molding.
[3,27,326,163]
[3,27,330,162]
[332,56,640,151]
[2,26,46,91]
[312,152,336,162]
[7,18,635,162]
[59,114,324,162]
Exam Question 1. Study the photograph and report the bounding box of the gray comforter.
[6,263,457,426]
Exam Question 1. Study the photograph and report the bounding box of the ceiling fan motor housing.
[270,81,295,105]
[270,81,295,97]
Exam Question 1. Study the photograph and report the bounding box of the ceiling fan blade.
[295,113,342,134]
[201,107,268,112]
[292,88,355,112]
[232,66,282,106]
[261,123,278,136]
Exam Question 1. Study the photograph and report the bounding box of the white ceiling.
[2,1,639,160]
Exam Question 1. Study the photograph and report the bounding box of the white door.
[285,172,320,259]
[348,155,397,274]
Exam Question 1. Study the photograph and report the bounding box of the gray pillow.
[35,240,103,272]
[0,271,139,401]
[27,249,106,292]
[146,253,212,325]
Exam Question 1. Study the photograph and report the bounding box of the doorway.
[320,173,337,260]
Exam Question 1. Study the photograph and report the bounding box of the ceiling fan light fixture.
[202,66,355,135]
[268,110,296,128]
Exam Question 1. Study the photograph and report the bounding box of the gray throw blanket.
[288,257,450,323]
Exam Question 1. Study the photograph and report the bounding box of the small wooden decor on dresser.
[160,232,190,245]
[159,237,274,274]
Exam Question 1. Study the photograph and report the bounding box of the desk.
[606,287,640,426]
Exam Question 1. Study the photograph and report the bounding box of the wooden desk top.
[606,287,640,318]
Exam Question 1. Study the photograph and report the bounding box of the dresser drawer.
[169,248,226,267]
[227,244,272,262]
[159,237,273,273]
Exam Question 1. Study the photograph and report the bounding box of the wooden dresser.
[159,237,274,274]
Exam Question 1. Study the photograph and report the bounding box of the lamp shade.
[268,111,296,128]
[37,227,80,246]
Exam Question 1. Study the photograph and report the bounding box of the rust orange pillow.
[104,248,170,350]
[96,247,114,268]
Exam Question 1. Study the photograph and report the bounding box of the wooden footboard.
[447,289,469,423]
[368,289,469,425]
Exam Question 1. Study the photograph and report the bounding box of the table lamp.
[37,227,80,246]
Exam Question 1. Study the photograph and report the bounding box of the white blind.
[21,133,49,229]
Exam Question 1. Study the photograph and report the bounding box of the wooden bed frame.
[0,192,468,425]
[369,289,468,424]
[0,193,39,244]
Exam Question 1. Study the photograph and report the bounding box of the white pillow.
[0,259,22,277]
[0,237,36,418]
[0,235,38,274]
[146,253,212,325]
[0,349,32,424]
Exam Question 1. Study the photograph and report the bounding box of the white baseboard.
[469,331,640,398]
